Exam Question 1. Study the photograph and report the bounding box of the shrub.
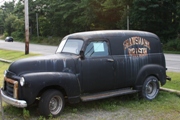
[163,38,180,51]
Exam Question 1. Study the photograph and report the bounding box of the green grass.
[163,72,180,90]
[0,49,40,86]
[2,92,180,120]
[0,49,180,119]
[0,49,40,61]
[0,62,9,85]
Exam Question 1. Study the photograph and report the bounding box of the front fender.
[135,64,166,89]
[20,72,80,105]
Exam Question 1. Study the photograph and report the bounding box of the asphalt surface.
[0,40,180,72]
[0,40,57,55]
[165,54,180,72]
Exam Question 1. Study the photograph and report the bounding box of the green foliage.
[37,116,46,120]
[23,109,30,119]
[130,0,178,42]
[0,0,180,50]
[164,38,180,51]
[30,36,61,46]
[37,114,53,120]
[38,16,51,37]
[11,31,24,40]
[0,9,4,34]
[3,32,8,37]
[4,14,16,36]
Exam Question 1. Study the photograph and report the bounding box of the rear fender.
[135,64,166,89]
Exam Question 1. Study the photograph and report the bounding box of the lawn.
[0,49,40,61]
[0,49,180,120]
[164,72,180,91]
[0,49,40,85]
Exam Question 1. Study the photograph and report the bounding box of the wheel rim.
[145,79,158,99]
[49,95,63,115]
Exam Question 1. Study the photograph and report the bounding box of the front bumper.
[1,88,27,108]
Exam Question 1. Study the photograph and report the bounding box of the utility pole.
[36,13,39,38]
[127,5,129,30]
[25,0,29,54]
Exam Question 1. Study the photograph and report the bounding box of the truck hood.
[8,54,79,76]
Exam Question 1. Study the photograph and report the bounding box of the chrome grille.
[6,82,14,97]
[4,77,19,99]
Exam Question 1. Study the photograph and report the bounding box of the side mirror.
[80,50,85,59]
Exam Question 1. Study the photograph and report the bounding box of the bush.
[11,31,24,41]
[163,38,180,51]
[29,35,62,46]
[3,32,9,37]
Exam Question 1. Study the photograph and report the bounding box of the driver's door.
[81,40,115,93]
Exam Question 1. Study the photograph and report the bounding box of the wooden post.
[160,87,180,95]
[0,91,5,120]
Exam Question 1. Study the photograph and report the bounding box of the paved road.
[165,54,180,72]
[0,40,180,72]
[0,40,57,55]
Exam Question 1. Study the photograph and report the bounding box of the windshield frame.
[56,38,84,55]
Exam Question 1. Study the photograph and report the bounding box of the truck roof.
[67,30,159,41]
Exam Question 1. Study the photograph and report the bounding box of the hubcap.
[146,79,158,98]
[147,83,153,94]
[49,95,62,115]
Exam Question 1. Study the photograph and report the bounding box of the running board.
[80,88,138,102]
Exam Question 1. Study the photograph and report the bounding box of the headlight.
[20,77,25,86]
[4,70,7,77]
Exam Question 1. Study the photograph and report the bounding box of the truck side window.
[85,41,109,57]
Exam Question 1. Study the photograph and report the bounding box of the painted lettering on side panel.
[123,37,150,57]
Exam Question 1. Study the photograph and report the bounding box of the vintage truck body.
[1,30,170,116]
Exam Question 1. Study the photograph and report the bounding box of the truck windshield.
[56,38,83,55]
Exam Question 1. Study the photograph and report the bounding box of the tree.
[0,9,4,34]
[4,14,17,36]
[1,0,180,42]
[130,0,178,41]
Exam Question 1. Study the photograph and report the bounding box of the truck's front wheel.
[38,90,65,117]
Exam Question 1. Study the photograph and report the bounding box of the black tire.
[141,76,159,100]
[38,90,65,117]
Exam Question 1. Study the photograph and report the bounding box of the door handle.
[107,59,114,62]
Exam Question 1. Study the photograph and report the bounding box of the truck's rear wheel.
[38,90,65,117]
[142,76,159,100]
